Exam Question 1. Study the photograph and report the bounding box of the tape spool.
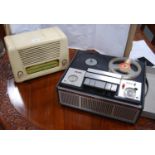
[109,57,141,79]
[85,58,97,66]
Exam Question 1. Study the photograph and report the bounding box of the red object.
[119,62,130,70]
[122,83,125,89]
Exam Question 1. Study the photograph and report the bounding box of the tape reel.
[109,57,141,79]
[85,58,97,66]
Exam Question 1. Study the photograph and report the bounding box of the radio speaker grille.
[19,41,60,66]
[59,90,140,123]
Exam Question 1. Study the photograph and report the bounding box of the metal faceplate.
[118,79,142,101]
[61,68,86,87]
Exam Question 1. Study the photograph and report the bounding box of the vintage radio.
[4,27,69,82]
[57,50,146,123]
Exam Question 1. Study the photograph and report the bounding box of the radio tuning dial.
[17,71,24,78]
[62,59,68,66]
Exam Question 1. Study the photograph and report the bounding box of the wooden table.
[1,49,155,130]
[1,29,155,129]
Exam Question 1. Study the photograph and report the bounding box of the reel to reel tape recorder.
[57,50,146,123]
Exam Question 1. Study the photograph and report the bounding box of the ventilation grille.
[58,90,140,123]
[18,41,60,66]
[59,91,79,107]
[113,105,138,121]
[81,97,113,115]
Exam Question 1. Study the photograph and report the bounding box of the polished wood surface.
[3,50,155,129]
[1,28,155,129]
[0,54,38,129]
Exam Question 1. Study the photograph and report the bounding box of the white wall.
[10,24,130,57]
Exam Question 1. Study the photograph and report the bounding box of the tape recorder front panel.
[57,50,146,123]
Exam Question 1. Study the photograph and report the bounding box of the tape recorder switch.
[57,50,146,123]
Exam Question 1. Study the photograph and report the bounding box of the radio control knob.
[62,59,68,66]
[17,71,23,78]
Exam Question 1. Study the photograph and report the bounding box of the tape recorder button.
[84,78,90,85]
[105,83,112,91]
[95,81,106,89]
[89,79,96,86]
[111,84,117,92]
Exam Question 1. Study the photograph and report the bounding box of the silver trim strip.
[58,86,142,109]
[88,68,122,79]
[85,72,121,84]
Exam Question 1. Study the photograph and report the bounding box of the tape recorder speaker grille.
[59,91,80,107]
[59,90,140,123]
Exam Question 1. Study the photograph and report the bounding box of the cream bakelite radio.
[4,27,69,82]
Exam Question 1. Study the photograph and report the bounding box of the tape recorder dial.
[57,50,146,123]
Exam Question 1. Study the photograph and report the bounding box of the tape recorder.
[57,50,146,123]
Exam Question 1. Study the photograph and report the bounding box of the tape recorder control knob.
[124,88,136,98]
[68,74,78,82]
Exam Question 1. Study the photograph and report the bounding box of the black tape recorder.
[57,50,146,123]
